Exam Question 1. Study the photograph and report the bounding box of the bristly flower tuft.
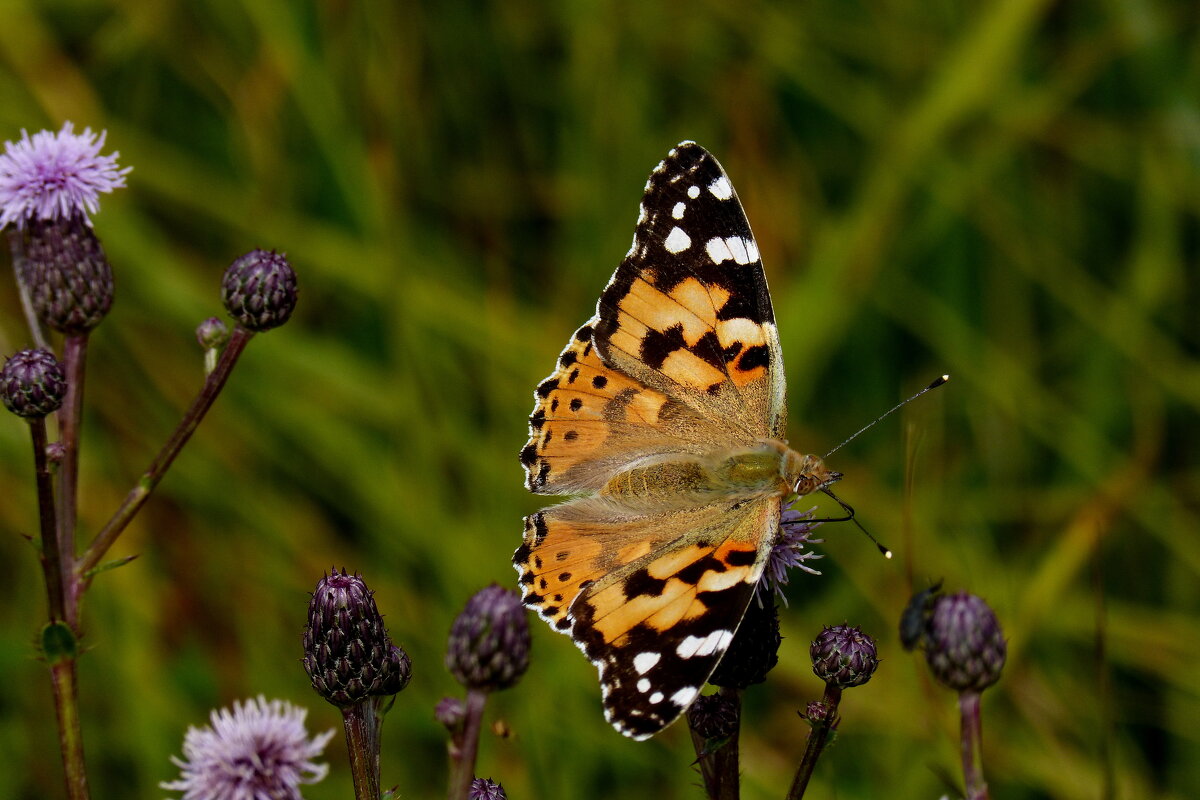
[0,122,129,228]
[469,777,507,800]
[759,502,823,605]
[161,695,333,800]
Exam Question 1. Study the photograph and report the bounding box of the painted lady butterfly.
[515,141,839,739]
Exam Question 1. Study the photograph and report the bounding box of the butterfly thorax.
[599,441,833,508]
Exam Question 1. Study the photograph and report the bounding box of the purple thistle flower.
[469,777,507,800]
[759,502,824,605]
[161,696,334,800]
[0,122,130,228]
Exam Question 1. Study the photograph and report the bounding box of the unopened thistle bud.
[710,598,781,689]
[445,585,530,692]
[221,249,297,332]
[810,624,879,689]
[302,569,411,708]
[469,778,507,800]
[923,592,1007,692]
[22,215,114,332]
[434,696,466,731]
[686,692,739,741]
[1,349,66,418]
[195,316,229,350]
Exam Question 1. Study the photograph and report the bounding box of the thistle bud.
[221,249,297,332]
[195,316,229,350]
[923,593,1007,692]
[469,778,507,800]
[23,215,114,332]
[710,599,781,689]
[302,569,411,708]
[686,692,739,741]
[434,697,466,730]
[810,624,878,688]
[803,700,831,725]
[445,585,530,692]
[1,349,66,418]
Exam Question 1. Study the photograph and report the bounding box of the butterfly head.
[788,452,841,497]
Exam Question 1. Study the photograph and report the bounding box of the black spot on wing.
[736,344,770,372]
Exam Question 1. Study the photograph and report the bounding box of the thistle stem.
[959,690,989,800]
[50,658,89,800]
[787,683,842,800]
[77,326,253,577]
[342,700,383,800]
[7,230,48,350]
[689,688,742,800]
[30,419,66,621]
[57,333,88,628]
[447,688,488,800]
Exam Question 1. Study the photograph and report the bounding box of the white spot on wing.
[746,237,760,263]
[649,691,664,704]
[727,237,749,264]
[671,686,699,708]
[637,678,651,693]
[706,237,735,264]
[709,175,733,200]
[672,201,686,219]
[677,629,735,659]
[664,226,691,254]
[688,185,700,199]
[634,652,661,674]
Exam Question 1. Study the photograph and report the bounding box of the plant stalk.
[688,688,742,800]
[787,683,842,800]
[959,690,989,800]
[57,333,88,628]
[31,419,66,621]
[77,326,253,577]
[50,658,89,800]
[446,688,488,800]
[342,700,383,800]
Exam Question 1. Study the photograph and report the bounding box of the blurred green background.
[0,1,1196,798]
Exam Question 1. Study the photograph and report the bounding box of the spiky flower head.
[21,214,114,332]
[921,592,1007,692]
[1,349,66,418]
[810,624,879,689]
[759,502,824,604]
[686,692,740,741]
[710,598,781,689]
[221,249,298,332]
[0,122,129,229]
[469,778,507,800]
[302,569,411,708]
[803,700,831,725]
[161,696,333,800]
[446,584,531,692]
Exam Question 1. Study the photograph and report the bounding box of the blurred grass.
[0,0,1196,797]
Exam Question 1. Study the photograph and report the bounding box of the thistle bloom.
[810,624,879,689]
[469,778,507,800]
[759,502,823,604]
[446,585,531,692]
[161,696,333,800]
[0,122,129,228]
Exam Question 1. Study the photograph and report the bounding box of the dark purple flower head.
[709,597,781,689]
[446,584,530,692]
[302,569,411,707]
[221,249,298,332]
[0,122,129,228]
[759,502,823,605]
[810,624,879,689]
[923,592,1007,692]
[686,692,740,741]
[161,696,333,800]
[803,700,831,725]
[1,349,65,418]
[469,777,507,800]
[22,215,114,332]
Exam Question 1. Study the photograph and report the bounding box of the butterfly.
[514,141,840,739]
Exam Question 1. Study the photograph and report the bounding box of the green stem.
[447,689,488,800]
[342,700,383,800]
[50,657,89,800]
[77,326,254,577]
[57,333,88,629]
[688,688,742,800]
[959,690,989,800]
[786,683,842,800]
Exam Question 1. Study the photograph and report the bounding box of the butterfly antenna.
[824,375,950,459]
[822,488,893,559]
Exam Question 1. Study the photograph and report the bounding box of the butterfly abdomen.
[600,441,800,506]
